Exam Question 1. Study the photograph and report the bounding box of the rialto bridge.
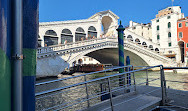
[36,10,176,77]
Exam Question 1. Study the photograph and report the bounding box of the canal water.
[36,71,188,110]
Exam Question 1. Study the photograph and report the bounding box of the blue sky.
[39,0,188,26]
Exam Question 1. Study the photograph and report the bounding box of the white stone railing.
[37,37,175,64]
[37,38,108,54]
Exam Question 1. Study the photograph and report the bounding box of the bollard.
[22,0,39,110]
[116,21,125,86]
[0,0,11,110]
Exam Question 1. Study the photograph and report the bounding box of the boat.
[74,64,104,72]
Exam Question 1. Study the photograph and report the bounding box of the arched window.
[157,35,160,40]
[168,22,171,28]
[168,32,171,37]
[45,30,57,36]
[75,27,86,42]
[44,30,58,46]
[179,23,182,28]
[88,26,97,40]
[61,29,73,44]
[157,25,159,30]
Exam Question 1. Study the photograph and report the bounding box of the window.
[179,23,182,28]
[156,19,159,22]
[157,35,160,40]
[168,22,171,28]
[179,32,183,38]
[157,25,159,30]
[89,58,93,61]
[169,42,172,47]
[168,32,171,37]
[186,22,188,27]
[186,43,188,48]
[167,16,171,19]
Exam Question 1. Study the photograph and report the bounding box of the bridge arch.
[75,27,86,42]
[88,26,97,40]
[44,30,58,46]
[61,29,73,44]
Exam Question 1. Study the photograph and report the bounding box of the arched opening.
[127,35,133,41]
[178,41,185,63]
[88,26,97,40]
[142,42,147,48]
[86,48,148,66]
[135,38,141,45]
[101,16,114,37]
[149,45,154,50]
[155,48,159,53]
[38,35,42,47]
[75,27,86,42]
[61,29,73,44]
[44,30,58,46]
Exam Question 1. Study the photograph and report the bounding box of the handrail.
[35,65,132,86]
[35,65,162,97]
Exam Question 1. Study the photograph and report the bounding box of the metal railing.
[162,67,188,110]
[35,65,167,111]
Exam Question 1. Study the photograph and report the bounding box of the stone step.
[84,93,161,111]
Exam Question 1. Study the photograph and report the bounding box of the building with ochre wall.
[127,21,152,40]
[177,17,188,64]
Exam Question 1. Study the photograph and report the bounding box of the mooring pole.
[126,56,131,86]
[11,0,23,110]
[0,0,11,111]
[116,21,125,86]
[22,0,39,111]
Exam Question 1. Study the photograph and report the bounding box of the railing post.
[146,69,149,85]
[107,78,114,111]
[160,66,165,105]
[84,75,90,108]
[132,66,137,92]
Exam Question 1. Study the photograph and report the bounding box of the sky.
[39,0,188,26]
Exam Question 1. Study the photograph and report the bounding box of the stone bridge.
[37,37,176,77]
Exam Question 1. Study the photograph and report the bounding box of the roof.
[89,10,119,20]
[39,19,97,26]
[178,17,188,21]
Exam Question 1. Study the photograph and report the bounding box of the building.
[38,10,119,47]
[177,17,188,64]
[126,21,152,40]
[151,6,184,61]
